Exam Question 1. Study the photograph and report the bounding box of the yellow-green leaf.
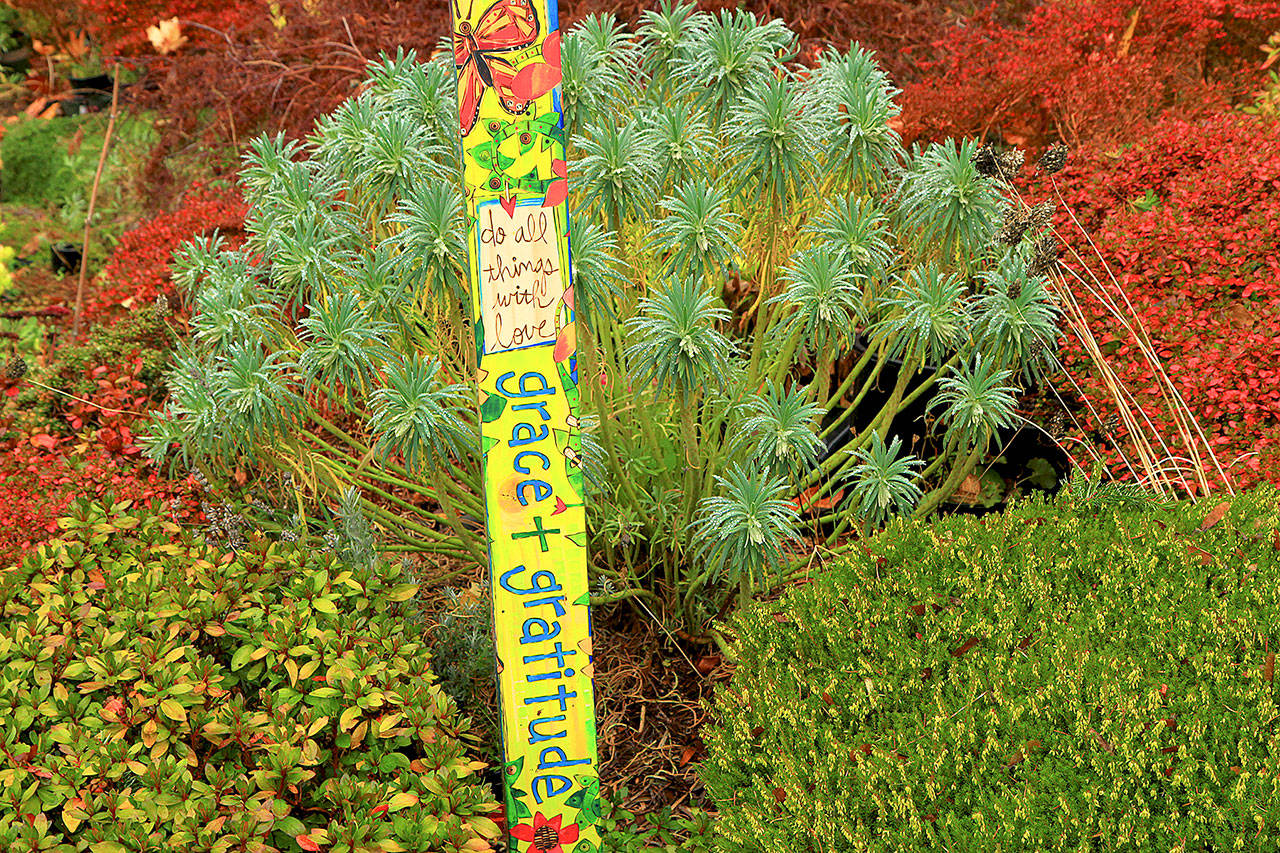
[160,699,187,722]
[386,584,418,603]
[339,706,362,732]
[387,792,419,812]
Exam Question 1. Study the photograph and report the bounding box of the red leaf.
[296,834,322,852]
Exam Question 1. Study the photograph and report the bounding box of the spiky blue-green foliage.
[169,233,226,295]
[769,245,863,355]
[559,26,626,139]
[297,292,394,398]
[567,219,626,334]
[364,47,459,147]
[575,13,638,83]
[188,251,274,355]
[928,354,1020,449]
[625,277,736,400]
[217,342,303,451]
[143,342,225,467]
[974,246,1061,385]
[845,432,924,529]
[636,0,706,94]
[724,76,821,207]
[805,194,896,285]
[691,462,802,589]
[731,380,824,480]
[238,134,306,199]
[646,178,743,282]
[367,354,474,473]
[384,180,468,303]
[680,9,793,127]
[811,44,904,192]
[896,138,1004,266]
[642,100,716,189]
[571,116,659,229]
[872,264,970,365]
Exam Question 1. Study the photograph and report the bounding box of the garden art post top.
[448,0,602,850]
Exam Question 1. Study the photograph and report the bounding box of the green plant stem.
[914,433,988,519]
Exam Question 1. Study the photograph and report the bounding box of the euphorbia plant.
[143,7,1066,639]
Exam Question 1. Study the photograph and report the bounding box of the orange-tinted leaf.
[1198,501,1230,531]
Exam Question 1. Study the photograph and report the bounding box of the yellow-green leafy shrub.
[0,499,500,852]
[701,485,1280,851]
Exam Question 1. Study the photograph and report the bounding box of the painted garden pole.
[448,0,601,850]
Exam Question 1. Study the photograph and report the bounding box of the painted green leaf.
[480,393,507,423]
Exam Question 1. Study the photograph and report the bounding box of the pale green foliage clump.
[145,8,1066,638]
[701,484,1280,851]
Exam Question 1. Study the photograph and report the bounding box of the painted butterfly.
[452,0,541,136]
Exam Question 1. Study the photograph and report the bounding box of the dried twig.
[72,64,121,339]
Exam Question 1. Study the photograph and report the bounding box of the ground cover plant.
[0,498,501,852]
[701,481,1280,850]
[142,9,1085,645]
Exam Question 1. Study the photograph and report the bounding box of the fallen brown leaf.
[1198,501,1230,531]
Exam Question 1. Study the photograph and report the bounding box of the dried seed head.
[152,293,171,318]
[973,144,1000,178]
[1028,235,1061,276]
[1029,200,1055,230]
[996,148,1025,181]
[1039,142,1069,174]
[1048,409,1067,437]
[4,356,28,380]
[1102,413,1121,433]
[996,209,1034,246]
[189,468,210,492]
[1009,278,1024,300]
[280,529,299,542]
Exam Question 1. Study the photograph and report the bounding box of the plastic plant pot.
[50,242,82,275]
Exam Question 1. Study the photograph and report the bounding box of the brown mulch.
[591,607,732,815]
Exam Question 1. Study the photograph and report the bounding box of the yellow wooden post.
[448,0,600,849]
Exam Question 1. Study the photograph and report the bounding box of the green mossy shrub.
[0,499,501,852]
[0,117,81,206]
[701,485,1280,851]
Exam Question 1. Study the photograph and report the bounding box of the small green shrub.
[701,485,1280,851]
[1,117,81,205]
[0,499,501,852]
[596,789,714,853]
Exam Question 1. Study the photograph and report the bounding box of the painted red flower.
[509,812,580,853]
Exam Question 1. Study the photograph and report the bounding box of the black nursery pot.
[68,74,112,94]
[50,243,83,275]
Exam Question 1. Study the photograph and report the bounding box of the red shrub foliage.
[82,0,265,56]
[0,441,199,566]
[85,182,245,323]
[1031,111,1280,491]
[899,0,1280,148]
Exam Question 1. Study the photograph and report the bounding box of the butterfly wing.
[472,0,540,53]
[456,56,486,137]
[484,54,532,119]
